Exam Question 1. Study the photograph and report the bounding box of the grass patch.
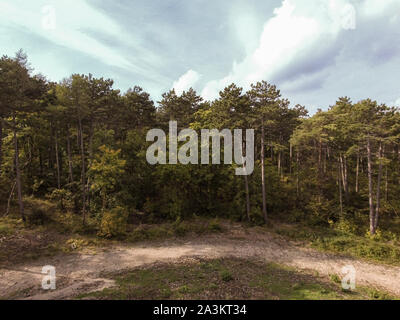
[272,222,400,265]
[77,258,394,300]
[126,218,225,243]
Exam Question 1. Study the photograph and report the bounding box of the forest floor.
[1,222,400,300]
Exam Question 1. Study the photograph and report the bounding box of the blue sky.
[1,0,400,113]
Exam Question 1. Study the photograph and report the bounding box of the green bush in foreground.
[98,207,128,238]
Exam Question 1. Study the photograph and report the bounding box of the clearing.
[1,225,399,300]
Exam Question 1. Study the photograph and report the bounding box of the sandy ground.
[1,228,400,300]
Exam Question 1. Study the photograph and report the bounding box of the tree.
[194,84,253,220]
[88,146,126,211]
[0,51,46,221]
[247,81,288,223]
[60,75,91,223]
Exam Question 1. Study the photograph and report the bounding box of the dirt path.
[1,229,400,299]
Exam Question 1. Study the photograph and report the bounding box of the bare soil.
[1,226,400,300]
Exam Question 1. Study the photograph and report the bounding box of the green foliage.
[89,146,126,210]
[65,238,90,251]
[365,288,392,300]
[98,207,128,238]
[48,189,74,211]
[365,229,398,242]
[220,270,234,282]
[274,220,400,265]
[1,50,399,248]
[304,196,334,226]
[208,219,223,232]
[24,198,56,225]
[334,219,358,235]
[0,224,13,236]
[329,274,341,284]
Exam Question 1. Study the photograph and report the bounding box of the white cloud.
[172,70,201,95]
[391,98,400,107]
[200,0,400,101]
[0,0,145,72]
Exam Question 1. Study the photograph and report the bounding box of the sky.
[0,0,400,113]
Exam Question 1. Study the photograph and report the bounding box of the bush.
[365,229,384,241]
[365,229,398,243]
[48,189,74,211]
[220,270,234,282]
[305,196,334,227]
[286,209,305,223]
[334,219,358,235]
[366,288,391,300]
[208,219,223,232]
[65,238,89,251]
[98,207,128,238]
[0,224,12,236]
[173,221,188,237]
[25,198,55,225]
[330,274,341,284]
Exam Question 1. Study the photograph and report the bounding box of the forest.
[1,49,400,241]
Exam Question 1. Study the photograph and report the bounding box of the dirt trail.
[1,229,400,299]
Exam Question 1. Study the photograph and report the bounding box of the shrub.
[305,196,334,226]
[365,229,383,241]
[25,198,55,225]
[174,221,188,237]
[208,219,223,232]
[65,238,89,251]
[329,274,341,284]
[366,288,391,300]
[220,270,234,282]
[48,189,74,211]
[0,224,12,236]
[98,207,128,238]
[334,219,358,235]
[287,210,305,223]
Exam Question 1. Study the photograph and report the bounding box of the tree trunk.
[78,115,87,225]
[87,122,95,210]
[243,164,250,222]
[289,143,292,175]
[318,139,322,201]
[55,129,61,189]
[66,125,73,183]
[385,166,388,202]
[344,156,348,194]
[239,140,251,221]
[0,117,3,173]
[261,118,267,223]
[278,152,281,177]
[355,148,360,193]
[367,137,375,235]
[89,121,94,165]
[5,180,17,216]
[398,146,400,185]
[49,124,54,170]
[296,151,300,199]
[374,142,383,231]
[39,151,43,176]
[13,114,25,222]
[338,158,343,216]
[340,154,349,200]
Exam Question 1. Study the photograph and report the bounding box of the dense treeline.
[1,51,399,236]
